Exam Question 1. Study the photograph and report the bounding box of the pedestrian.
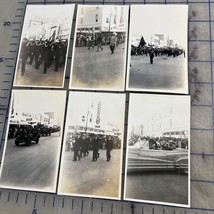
[96,31,103,52]
[92,134,99,161]
[73,133,81,161]
[149,47,154,64]
[110,32,117,54]
[81,134,88,157]
[88,28,95,50]
[106,135,114,161]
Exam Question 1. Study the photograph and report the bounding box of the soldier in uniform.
[96,30,103,52]
[106,135,114,161]
[73,133,81,161]
[92,134,99,161]
[110,32,117,54]
[149,47,155,64]
[20,38,29,75]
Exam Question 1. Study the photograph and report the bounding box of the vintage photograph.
[14,4,75,88]
[0,90,66,192]
[69,5,129,91]
[58,91,125,199]
[126,5,188,94]
[124,94,190,207]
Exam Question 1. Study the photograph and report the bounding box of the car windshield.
[131,140,149,149]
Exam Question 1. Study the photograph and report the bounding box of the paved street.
[0,132,61,192]
[71,44,126,90]
[15,60,65,87]
[59,149,122,198]
[125,171,188,205]
[128,55,187,92]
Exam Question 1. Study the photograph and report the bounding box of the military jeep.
[15,124,40,146]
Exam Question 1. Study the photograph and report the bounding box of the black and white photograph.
[0,90,66,192]
[126,5,188,94]
[69,5,129,91]
[58,91,125,199]
[14,4,75,88]
[124,94,190,207]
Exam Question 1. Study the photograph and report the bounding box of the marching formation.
[66,132,121,162]
[19,36,68,75]
[131,36,186,64]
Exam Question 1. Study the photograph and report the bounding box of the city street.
[125,171,188,205]
[128,54,187,92]
[71,44,126,90]
[15,60,65,87]
[0,132,61,191]
[59,149,122,198]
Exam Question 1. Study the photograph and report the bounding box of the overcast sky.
[66,91,125,129]
[130,5,188,47]
[13,90,66,121]
[128,93,190,128]
[24,4,75,26]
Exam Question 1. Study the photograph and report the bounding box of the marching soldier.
[106,135,114,161]
[73,133,81,161]
[92,134,99,162]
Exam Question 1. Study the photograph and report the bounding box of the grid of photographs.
[0,3,190,208]
[69,5,129,91]
[124,94,190,207]
[58,91,125,199]
[14,4,75,88]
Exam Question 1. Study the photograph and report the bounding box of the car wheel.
[15,140,19,146]
[26,140,31,146]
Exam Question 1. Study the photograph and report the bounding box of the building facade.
[67,100,122,137]
[142,103,189,138]
[77,6,127,33]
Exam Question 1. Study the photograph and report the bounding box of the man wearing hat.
[73,132,81,161]
[106,135,114,161]
[92,134,99,161]
[109,32,117,54]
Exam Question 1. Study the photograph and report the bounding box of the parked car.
[127,140,188,174]
[15,124,40,146]
[40,126,52,136]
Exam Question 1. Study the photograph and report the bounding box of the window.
[120,7,124,23]
[80,18,83,24]
[114,15,116,24]
[170,119,172,127]
[95,14,98,22]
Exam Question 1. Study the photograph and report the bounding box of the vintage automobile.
[127,140,188,174]
[15,124,40,146]
[40,126,52,137]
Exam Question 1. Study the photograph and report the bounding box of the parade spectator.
[110,32,117,54]
[106,135,114,161]
[96,31,103,52]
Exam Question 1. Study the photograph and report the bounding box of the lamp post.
[84,104,93,133]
